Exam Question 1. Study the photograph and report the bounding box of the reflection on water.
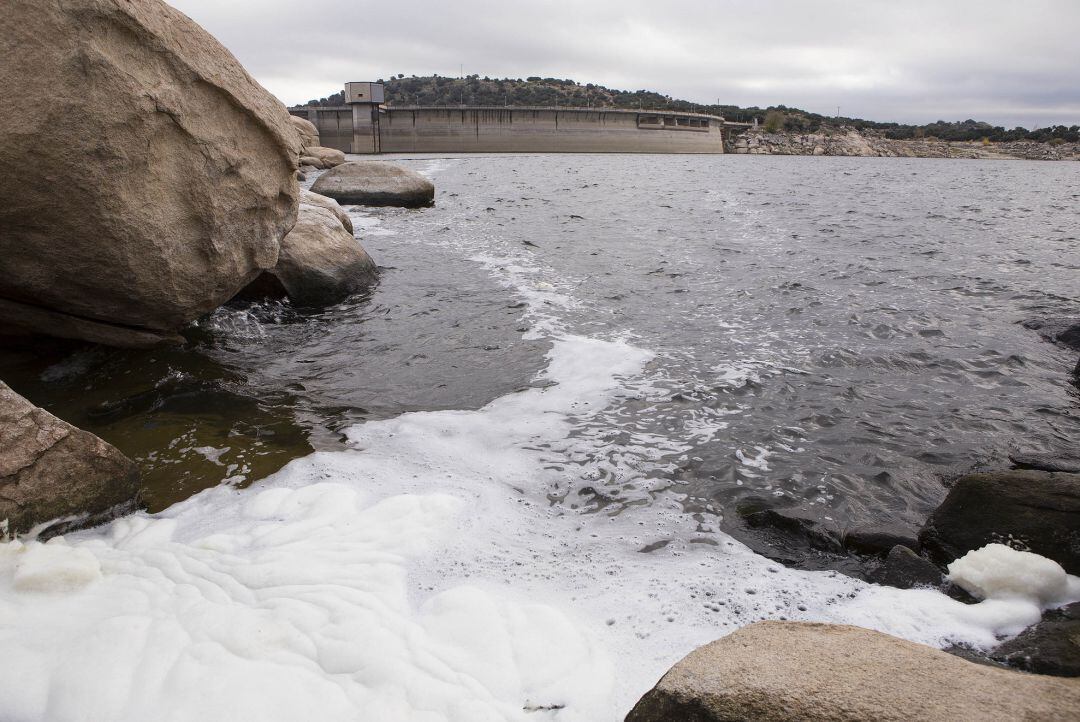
[0,336,312,512]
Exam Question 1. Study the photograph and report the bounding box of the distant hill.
[303,75,1078,144]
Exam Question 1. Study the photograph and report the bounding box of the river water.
[1,154,1078,720]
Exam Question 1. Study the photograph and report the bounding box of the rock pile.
[289,114,347,170]
[730,127,1080,160]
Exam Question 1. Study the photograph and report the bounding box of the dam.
[290,82,733,154]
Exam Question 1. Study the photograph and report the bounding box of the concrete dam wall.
[291,106,727,154]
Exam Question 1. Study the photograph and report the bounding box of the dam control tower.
[345,81,384,154]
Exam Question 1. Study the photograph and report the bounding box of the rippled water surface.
[5,154,1079,541]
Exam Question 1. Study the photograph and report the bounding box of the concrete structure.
[292,82,734,155]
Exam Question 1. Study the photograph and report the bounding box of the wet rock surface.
[245,204,378,307]
[1023,317,1080,351]
[1009,450,1080,473]
[625,621,1080,722]
[990,602,1080,677]
[0,380,141,536]
[919,470,1080,574]
[876,545,944,589]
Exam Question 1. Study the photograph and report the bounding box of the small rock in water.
[845,523,920,557]
[1009,450,1080,474]
[877,545,944,590]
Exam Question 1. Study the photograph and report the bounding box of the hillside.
[304,75,1078,145]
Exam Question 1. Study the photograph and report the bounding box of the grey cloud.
[169,0,1080,128]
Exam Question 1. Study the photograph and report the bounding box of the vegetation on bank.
[305,75,1078,144]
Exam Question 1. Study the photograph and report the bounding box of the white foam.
[948,543,1080,606]
[2,331,1071,720]
[5,538,102,593]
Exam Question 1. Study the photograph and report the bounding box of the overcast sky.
[169,0,1079,129]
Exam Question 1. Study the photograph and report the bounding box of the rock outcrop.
[1,381,141,537]
[730,127,1080,160]
[0,0,300,347]
[919,471,1080,574]
[625,621,1080,722]
[288,114,345,169]
[312,161,435,207]
[242,201,376,307]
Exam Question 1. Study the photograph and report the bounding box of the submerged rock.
[0,0,300,346]
[1010,450,1080,473]
[242,204,376,307]
[0,381,141,536]
[1023,317,1080,352]
[312,161,435,207]
[844,522,920,556]
[919,471,1080,574]
[625,621,1080,722]
[742,506,844,554]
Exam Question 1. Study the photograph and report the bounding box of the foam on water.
[2,159,1078,721]
[948,543,1080,606]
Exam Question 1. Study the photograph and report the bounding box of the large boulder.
[919,471,1080,574]
[312,161,435,207]
[243,204,376,307]
[289,114,320,148]
[1,381,141,536]
[0,0,300,346]
[625,621,1080,722]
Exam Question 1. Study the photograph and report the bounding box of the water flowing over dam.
[291,82,737,154]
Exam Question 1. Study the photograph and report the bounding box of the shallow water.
[1,154,1078,720]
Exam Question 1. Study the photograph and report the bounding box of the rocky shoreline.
[1,2,1078,720]
[730,126,1080,160]
[0,0,432,536]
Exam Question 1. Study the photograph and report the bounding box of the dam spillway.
[291,83,729,154]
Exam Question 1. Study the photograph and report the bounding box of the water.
[1,154,1078,720]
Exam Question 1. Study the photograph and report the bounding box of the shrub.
[763,109,785,133]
